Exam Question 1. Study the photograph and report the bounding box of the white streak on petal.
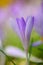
[5,46,25,58]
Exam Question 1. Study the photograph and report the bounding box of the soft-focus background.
[0,0,43,65]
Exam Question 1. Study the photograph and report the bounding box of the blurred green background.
[0,0,43,65]
[3,28,43,65]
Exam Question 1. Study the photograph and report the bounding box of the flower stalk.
[25,49,29,65]
[10,16,34,65]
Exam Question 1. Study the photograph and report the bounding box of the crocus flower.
[10,16,34,50]
[33,1,43,46]
[10,16,34,65]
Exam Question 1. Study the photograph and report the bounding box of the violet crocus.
[10,16,34,65]
[33,0,43,46]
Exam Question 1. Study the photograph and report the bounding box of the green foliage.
[3,29,43,65]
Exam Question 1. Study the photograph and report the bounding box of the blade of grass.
[0,49,16,65]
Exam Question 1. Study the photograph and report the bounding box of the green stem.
[25,50,29,65]
[25,49,31,65]
[29,38,33,65]
[0,49,16,65]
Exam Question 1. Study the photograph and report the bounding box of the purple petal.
[32,41,42,46]
[25,16,34,42]
[16,17,26,39]
[10,18,22,40]
[26,16,30,23]
[23,16,34,50]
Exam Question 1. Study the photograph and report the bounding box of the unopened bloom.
[10,16,34,65]
[10,16,34,50]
